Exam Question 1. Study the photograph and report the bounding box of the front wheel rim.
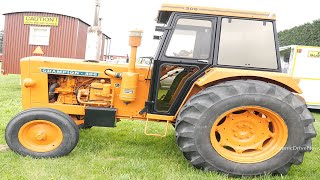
[18,120,63,152]
[210,106,288,163]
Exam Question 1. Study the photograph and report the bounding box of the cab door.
[148,15,216,115]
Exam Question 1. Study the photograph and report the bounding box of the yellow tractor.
[5,4,316,176]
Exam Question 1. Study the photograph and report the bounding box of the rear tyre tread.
[304,124,317,139]
[283,93,294,103]
[290,152,304,165]
[266,86,276,95]
[190,156,206,166]
[295,105,307,114]
[273,163,292,175]
[181,144,197,152]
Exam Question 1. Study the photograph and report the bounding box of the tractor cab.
[147,4,281,115]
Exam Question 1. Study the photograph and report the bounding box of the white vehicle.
[280,45,320,109]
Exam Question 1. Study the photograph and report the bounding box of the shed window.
[29,26,51,46]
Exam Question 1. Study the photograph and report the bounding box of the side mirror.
[155,26,171,32]
[153,35,161,40]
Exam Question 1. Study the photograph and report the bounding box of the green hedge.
[278,19,320,47]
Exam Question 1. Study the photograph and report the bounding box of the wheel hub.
[232,121,254,139]
[210,106,288,163]
[35,131,47,140]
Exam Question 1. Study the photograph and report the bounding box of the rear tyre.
[176,80,316,176]
[5,108,79,158]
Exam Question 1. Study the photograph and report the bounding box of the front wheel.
[5,108,79,158]
[175,80,316,176]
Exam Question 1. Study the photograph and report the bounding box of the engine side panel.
[21,57,151,119]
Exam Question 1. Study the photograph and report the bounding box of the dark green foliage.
[278,19,320,47]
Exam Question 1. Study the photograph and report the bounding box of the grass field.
[0,74,320,179]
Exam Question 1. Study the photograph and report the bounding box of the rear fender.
[174,68,302,118]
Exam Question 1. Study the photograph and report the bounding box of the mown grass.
[0,74,319,179]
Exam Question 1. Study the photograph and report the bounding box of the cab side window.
[166,18,212,59]
[218,18,278,69]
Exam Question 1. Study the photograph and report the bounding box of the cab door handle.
[198,60,209,63]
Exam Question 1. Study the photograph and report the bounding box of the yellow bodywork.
[197,68,302,93]
[21,56,302,123]
[159,3,276,20]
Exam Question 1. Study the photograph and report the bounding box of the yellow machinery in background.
[5,4,316,176]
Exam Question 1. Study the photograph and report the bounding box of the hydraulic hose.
[105,70,122,78]
[49,83,60,100]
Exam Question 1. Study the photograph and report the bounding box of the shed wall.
[3,12,89,74]
[75,21,88,59]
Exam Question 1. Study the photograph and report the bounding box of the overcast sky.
[0,0,319,56]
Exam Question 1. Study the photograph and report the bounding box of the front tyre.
[5,108,79,158]
[175,80,316,176]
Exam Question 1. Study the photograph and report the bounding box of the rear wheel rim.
[210,106,288,163]
[18,120,63,152]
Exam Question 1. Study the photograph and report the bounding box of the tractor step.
[144,118,170,137]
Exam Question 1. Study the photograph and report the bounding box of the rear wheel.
[5,108,79,158]
[176,80,316,176]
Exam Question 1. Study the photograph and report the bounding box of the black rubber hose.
[49,83,60,100]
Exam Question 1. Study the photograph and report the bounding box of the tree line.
[278,19,320,47]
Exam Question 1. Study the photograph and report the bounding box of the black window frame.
[148,13,217,115]
[213,17,282,72]
[158,13,217,65]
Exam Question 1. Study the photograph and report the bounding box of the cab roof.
[157,3,276,24]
